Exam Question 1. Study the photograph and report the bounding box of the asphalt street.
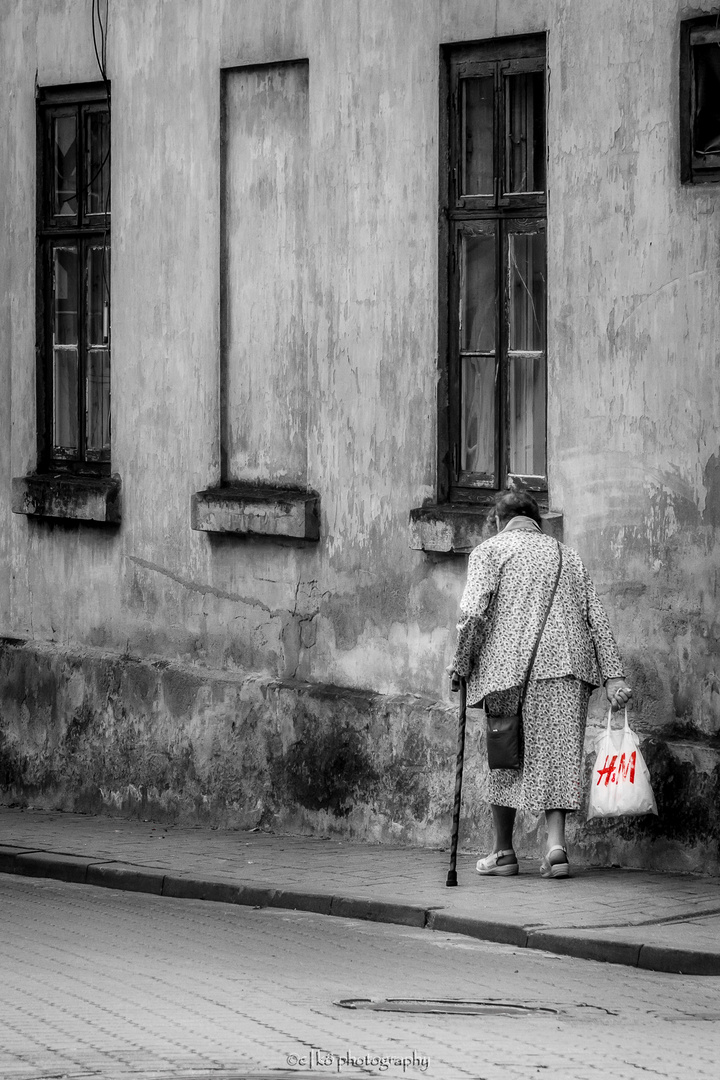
[1,874,719,1080]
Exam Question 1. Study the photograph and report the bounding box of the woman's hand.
[445,666,462,692]
[605,677,632,711]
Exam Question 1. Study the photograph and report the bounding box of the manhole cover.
[335,997,560,1016]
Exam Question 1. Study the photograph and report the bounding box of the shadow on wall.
[268,709,380,818]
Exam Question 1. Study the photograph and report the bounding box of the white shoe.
[540,845,570,879]
[475,849,519,877]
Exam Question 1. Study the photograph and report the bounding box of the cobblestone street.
[2,873,719,1080]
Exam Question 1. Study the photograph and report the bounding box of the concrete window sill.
[191,484,320,541]
[409,504,563,554]
[11,474,121,524]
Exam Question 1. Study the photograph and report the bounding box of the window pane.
[508,231,546,351]
[86,245,111,456]
[461,356,496,477]
[462,232,496,352]
[509,354,546,477]
[52,114,78,216]
[86,244,110,346]
[693,45,720,157]
[86,349,110,455]
[505,71,545,193]
[86,108,110,215]
[53,349,79,451]
[461,77,494,195]
[53,246,78,346]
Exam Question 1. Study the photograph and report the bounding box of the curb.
[638,945,720,976]
[526,929,641,969]
[88,862,165,894]
[330,896,427,928]
[2,845,719,976]
[426,911,528,948]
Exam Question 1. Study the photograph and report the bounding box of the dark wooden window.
[440,37,547,502]
[681,17,720,185]
[37,84,111,472]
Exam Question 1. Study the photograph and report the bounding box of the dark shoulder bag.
[486,542,563,770]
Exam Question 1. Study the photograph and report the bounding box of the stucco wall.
[548,2,720,843]
[1,0,719,871]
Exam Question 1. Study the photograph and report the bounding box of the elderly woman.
[448,491,631,879]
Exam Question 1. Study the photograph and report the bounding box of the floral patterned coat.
[451,519,625,707]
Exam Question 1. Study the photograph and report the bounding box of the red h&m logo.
[596,752,636,786]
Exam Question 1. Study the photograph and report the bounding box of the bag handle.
[519,541,563,711]
[604,705,631,730]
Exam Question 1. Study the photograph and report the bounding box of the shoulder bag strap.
[519,540,563,711]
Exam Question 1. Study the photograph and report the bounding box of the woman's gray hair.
[494,490,542,528]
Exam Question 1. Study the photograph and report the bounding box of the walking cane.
[446,676,467,887]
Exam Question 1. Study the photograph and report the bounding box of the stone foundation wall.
[2,639,718,874]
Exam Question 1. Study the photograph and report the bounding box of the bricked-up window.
[37,85,111,471]
[440,37,547,502]
[681,17,720,185]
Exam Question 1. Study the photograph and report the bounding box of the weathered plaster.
[2,640,718,872]
[1,0,720,870]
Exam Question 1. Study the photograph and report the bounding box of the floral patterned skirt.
[484,676,592,813]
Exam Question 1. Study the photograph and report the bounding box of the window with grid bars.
[37,84,111,472]
[440,37,547,501]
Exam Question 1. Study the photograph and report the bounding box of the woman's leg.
[545,808,568,863]
[492,804,517,852]
[476,803,518,873]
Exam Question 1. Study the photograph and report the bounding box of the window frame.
[680,15,720,185]
[36,82,111,476]
[439,35,547,505]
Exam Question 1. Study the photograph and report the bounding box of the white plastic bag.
[587,708,658,820]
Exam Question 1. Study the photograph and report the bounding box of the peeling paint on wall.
[2,0,720,871]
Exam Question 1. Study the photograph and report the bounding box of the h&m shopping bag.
[587,708,658,820]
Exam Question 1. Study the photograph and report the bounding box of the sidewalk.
[2,806,720,976]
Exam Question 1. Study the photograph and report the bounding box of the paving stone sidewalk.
[2,806,720,976]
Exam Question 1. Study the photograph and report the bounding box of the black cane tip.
[445,870,458,887]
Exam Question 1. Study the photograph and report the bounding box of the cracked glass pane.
[508,231,546,352]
